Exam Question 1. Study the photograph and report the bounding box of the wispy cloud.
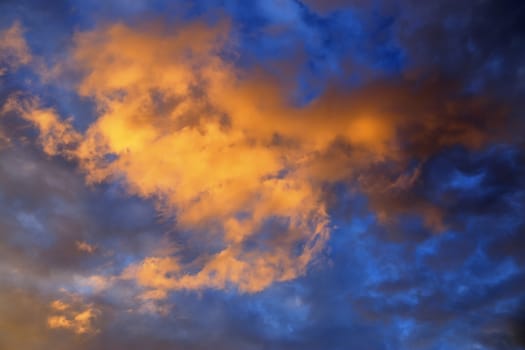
[0,21,31,76]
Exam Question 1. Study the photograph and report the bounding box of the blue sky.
[0,1,524,349]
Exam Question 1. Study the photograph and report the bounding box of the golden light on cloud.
[50,300,69,312]
[6,19,501,302]
[10,22,335,297]
[47,300,100,335]
[0,0,521,347]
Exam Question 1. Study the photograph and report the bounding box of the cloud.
[47,298,100,335]
[2,96,81,156]
[0,21,31,76]
[6,16,509,301]
[0,2,523,348]
[9,21,332,296]
[76,241,96,254]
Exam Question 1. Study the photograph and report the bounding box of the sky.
[0,0,524,349]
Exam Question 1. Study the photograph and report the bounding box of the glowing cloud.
[9,20,502,300]
[47,300,100,335]
[11,21,332,296]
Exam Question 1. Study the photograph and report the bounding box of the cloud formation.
[0,0,524,348]
[47,298,100,335]
[0,22,31,76]
[8,18,507,301]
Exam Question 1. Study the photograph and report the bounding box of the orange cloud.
[9,19,502,299]
[2,96,80,157]
[64,21,332,296]
[47,300,100,335]
[50,300,69,311]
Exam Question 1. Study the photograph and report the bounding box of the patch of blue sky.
[415,229,455,260]
[38,84,98,133]
[360,242,409,288]
[447,170,486,190]
[247,293,310,338]
[491,295,524,316]
[258,0,304,25]
[13,210,56,248]
[472,257,520,287]
[397,317,417,339]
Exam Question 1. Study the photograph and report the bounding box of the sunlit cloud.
[11,21,333,296]
[47,300,100,335]
[5,18,505,302]
[0,1,524,348]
